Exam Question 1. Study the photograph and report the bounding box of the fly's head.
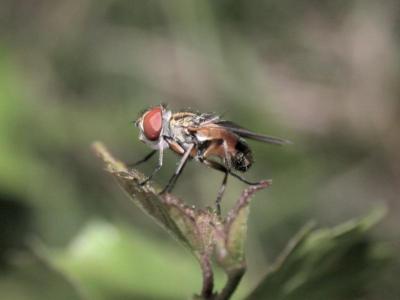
[135,104,172,150]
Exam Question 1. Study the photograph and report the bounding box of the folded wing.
[214,120,292,145]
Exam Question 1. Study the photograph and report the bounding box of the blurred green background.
[1,0,399,299]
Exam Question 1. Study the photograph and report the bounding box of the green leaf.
[247,208,390,300]
[48,220,210,300]
[92,142,217,260]
[213,181,270,300]
[215,182,270,272]
[92,142,270,299]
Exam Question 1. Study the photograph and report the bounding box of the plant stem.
[217,267,246,300]
[200,254,214,299]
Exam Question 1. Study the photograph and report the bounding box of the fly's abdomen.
[231,139,253,172]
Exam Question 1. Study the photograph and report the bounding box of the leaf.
[47,220,212,300]
[92,142,270,299]
[92,142,218,260]
[215,182,270,272]
[213,181,270,300]
[246,208,390,300]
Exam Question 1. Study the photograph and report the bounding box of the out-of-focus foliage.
[1,0,400,299]
[247,209,390,300]
[50,221,206,300]
[0,252,84,300]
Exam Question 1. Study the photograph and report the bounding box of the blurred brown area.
[0,1,399,299]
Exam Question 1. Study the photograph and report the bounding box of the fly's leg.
[139,148,163,186]
[209,142,262,186]
[201,159,229,216]
[199,140,230,215]
[201,159,263,214]
[222,141,233,171]
[228,171,262,185]
[160,144,194,195]
[214,141,233,215]
[128,150,156,168]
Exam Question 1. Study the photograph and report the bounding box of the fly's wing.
[198,112,221,125]
[214,120,292,145]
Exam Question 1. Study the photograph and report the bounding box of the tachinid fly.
[133,104,291,215]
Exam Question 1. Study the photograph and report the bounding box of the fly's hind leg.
[201,159,229,216]
[228,172,263,185]
[202,159,264,214]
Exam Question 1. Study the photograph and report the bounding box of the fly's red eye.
[142,107,163,141]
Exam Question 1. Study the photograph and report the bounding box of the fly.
[133,104,291,215]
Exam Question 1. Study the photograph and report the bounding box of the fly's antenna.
[130,119,141,127]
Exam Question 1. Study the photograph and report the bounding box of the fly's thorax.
[168,116,196,145]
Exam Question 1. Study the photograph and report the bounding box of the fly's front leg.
[128,150,156,168]
[160,144,194,195]
[139,147,163,186]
